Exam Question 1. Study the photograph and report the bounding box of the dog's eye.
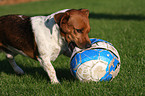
[76,29,83,33]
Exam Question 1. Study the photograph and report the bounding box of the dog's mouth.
[68,41,77,51]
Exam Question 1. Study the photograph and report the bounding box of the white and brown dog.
[0,9,91,84]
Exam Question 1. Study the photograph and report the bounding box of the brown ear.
[54,13,65,24]
[54,12,70,25]
[61,12,70,24]
[80,9,89,17]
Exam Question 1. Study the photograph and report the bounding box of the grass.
[0,0,145,95]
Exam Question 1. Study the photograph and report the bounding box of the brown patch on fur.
[0,15,39,60]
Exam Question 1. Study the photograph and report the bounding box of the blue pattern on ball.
[70,38,120,81]
[90,38,112,45]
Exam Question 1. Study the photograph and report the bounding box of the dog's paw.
[51,80,60,84]
[14,66,25,75]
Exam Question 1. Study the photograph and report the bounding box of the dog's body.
[0,9,91,84]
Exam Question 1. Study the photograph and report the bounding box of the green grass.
[0,0,145,95]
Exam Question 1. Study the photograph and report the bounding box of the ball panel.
[90,38,112,45]
[90,38,120,62]
[91,60,108,80]
[76,63,91,81]
[101,56,120,81]
[99,50,114,64]
[70,49,100,77]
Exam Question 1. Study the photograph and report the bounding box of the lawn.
[0,0,144,95]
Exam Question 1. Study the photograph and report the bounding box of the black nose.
[85,44,91,48]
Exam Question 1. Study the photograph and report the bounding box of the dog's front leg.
[37,56,60,84]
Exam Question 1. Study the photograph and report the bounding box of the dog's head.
[54,9,91,51]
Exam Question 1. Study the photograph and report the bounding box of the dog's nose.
[85,44,91,48]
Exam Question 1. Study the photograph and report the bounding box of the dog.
[0,9,91,84]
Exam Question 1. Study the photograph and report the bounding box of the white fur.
[31,9,70,61]
[31,9,70,83]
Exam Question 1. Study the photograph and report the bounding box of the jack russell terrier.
[0,9,91,84]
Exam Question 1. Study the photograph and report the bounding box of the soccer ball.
[70,38,121,82]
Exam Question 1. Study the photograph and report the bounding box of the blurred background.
[0,0,42,5]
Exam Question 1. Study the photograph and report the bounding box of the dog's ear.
[54,12,70,25]
[54,13,65,24]
[61,12,70,24]
[80,9,89,17]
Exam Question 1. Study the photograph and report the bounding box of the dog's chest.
[31,16,65,61]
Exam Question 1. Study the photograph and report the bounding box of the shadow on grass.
[0,59,74,82]
[89,13,145,21]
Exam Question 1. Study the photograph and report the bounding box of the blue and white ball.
[70,38,121,82]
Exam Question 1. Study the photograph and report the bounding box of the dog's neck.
[31,10,71,61]
[44,9,71,55]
